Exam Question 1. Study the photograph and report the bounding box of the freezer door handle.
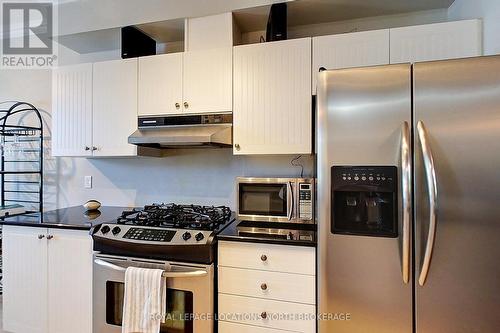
[401,121,411,284]
[417,121,438,286]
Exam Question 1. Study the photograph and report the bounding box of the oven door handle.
[94,259,208,278]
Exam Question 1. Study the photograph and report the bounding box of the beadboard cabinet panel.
[2,226,48,333]
[312,29,390,93]
[390,19,482,64]
[52,63,93,157]
[182,47,232,114]
[2,226,93,333]
[93,58,138,156]
[47,229,93,333]
[138,53,183,116]
[233,38,312,155]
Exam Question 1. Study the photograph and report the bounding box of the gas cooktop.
[116,203,232,231]
[91,203,235,263]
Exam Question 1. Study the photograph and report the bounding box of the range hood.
[128,114,233,151]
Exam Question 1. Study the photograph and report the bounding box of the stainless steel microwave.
[236,177,315,223]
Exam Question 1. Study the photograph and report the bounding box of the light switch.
[84,176,92,189]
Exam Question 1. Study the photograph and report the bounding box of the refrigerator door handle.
[401,121,411,284]
[417,120,438,286]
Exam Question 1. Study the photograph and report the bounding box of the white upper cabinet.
[138,53,183,116]
[233,38,312,155]
[52,63,93,157]
[93,58,138,156]
[312,29,390,93]
[390,19,482,64]
[183,47,232,114]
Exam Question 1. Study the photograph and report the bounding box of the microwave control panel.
[298,183,313,220]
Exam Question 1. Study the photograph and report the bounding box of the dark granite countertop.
[0,206,130,231]
[217,219,317,247]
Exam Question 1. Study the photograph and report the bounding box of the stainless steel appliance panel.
[414,56,500,333]
[93,254,213,333]
[236,177,314,223]
[317,64,412,333]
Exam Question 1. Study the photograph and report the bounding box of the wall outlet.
[84,176,92,189]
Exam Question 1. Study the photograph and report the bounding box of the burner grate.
[117,203,232,231]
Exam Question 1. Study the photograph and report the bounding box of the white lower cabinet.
[218,241,316,333]
[2,226,92,333]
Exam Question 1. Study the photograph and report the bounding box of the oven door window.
[239,183,287,216]
[106,281,194,333]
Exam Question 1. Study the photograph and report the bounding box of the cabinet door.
[138,53,183,116]
[233,38,312,155]
[93,58,137,156]
[47,229,93,333]
[52,63,93,157]
[390,19,482,64]
[182,47,232,114]
[312,29,389,93]
[3,226,48,333]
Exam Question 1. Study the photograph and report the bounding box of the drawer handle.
[260,254,268,262]
[261,311,267,319]
[260,283,268,291]
[38,234,45,239]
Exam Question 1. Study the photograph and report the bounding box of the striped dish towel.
[122,267,167,333]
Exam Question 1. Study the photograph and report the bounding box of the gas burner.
[117,203,232,231]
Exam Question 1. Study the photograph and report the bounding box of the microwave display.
[239,183,287,216]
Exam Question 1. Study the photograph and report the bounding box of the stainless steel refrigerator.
[317,55,500,333]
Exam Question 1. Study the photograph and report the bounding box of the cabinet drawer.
[218,241,315,275]
[219,321,291,333]
[219,267,315,304]
[219,294,315,333]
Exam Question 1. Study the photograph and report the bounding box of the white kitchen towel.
[122,267,167,333]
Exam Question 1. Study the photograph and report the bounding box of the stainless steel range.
[91,203,235,333]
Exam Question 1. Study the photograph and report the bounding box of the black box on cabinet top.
[266,3,287,42]
[121,26,156,59]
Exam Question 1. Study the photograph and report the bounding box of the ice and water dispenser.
[331,166,398,238]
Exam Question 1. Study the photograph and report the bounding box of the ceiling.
[56,0,456,54]
[234,0,455,32]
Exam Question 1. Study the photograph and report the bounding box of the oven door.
[93,254,213,333]
[237,177,296,222]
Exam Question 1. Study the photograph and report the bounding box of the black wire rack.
[0,101,43,215]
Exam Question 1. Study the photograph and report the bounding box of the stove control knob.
[112,227,121,236]
[182,232,192,241]
[195,232,205,242]
[101,225,111,234]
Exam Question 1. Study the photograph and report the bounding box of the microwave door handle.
[417,121,438,287]
[94,259,208,278]
[287,181,293,220]
[401,121,412,284]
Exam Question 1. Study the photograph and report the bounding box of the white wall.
[242,8,448,44]
[448,0,500,55]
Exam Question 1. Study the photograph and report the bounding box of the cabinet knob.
[260,254,267,262]
[235,144,241,151]
[38,234,45,239]
[260,283,268,291]
[47,235,54,240]
[183,102,189,108]
[175,102,180,109]
[85,146,90,151]
[261,312,267,319]
[92,146,98,151]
